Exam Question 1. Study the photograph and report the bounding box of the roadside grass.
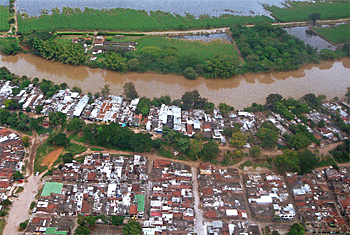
[0,5,9,32]
[239,160,253,169]
[15,186,24,194]
[29,201,36,211]
[64,143,87,156]
[53,143,87,166]
[18,7,273,33]
[91,147,104,151]
[136,36,239,62]
[0,219,5,235]
[35,126,53,135]
[264,1,350,22]
[312,23,350,44]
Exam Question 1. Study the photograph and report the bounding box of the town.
[0,69,349,234]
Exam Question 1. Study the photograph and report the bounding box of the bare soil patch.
[41,147,64,168]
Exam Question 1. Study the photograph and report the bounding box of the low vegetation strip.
[0,5,9,32]
[312,24,350,44]
[265,1,350,22]
[136,36,239,62]
[18,7,273,33]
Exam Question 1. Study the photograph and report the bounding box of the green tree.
[48,112,67,126]
[62,153,74,163]
[200,140,220,162]
[122,219,142,235]
[35,105,43,114]
[123,82,138,99]
[103,52,127,72]
[48,132,69,147]
[135,97,151,116]
[101,84,110,98]
[230,132,247,148]
[13,171,23,181]
[274,150,300,173]
[249,146,262,158]
[219,103,234,117]
[257,127,278,149]
[74,225,90,235]
[183,67,198,80]
[66,117,85,132]
[287,223,305,235]
[309,12,321,26]
[21,136,30,147]
[110,215,124,226]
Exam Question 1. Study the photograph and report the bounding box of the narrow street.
[3,129,47,233]
[192,167,204,235]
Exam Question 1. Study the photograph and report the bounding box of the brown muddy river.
[0,53,349,109]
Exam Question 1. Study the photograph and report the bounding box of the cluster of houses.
[26,154,147,234]
[243,172,295,221]
[71,35,137,59]
[144,160,195,234]
[286,168,348,233]
[20,151,350,234]
[0,79,349,148]
[0,129,25,210]
[198,164,247,220]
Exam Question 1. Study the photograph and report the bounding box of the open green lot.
[18,7,273,33]
[0,5,9,32]
[265,1,350,22]
[312,23,350,44]
[136,36,239,62]
[0,219,5,235]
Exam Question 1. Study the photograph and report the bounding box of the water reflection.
[168,33,231,42]
[1,53,349,109]
[285,26,337,51]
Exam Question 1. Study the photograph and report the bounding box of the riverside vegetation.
[25,24,350,79]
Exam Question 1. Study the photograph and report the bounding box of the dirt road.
[3,174,45,234]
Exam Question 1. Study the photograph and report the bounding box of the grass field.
[0,5,9,32]
[312,23,350,44]
[265,1,350,22]
[18,7,273,33]
[136,36,239,61]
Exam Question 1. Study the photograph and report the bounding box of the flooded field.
[285,26,337,51]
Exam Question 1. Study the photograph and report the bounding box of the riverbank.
[0,53,349,109]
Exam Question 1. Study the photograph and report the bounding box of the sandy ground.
[41,147,64,168]
[3,175,45,234]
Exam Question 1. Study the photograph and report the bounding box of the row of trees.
[30,38,86,65]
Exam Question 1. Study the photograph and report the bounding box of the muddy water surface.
[0,53,349,109]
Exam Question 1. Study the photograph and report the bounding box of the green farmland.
[18,7,273,33]
[265,1,350,22]
[0,5,9,32]
[136,36,239,62]
[312,24,350,44]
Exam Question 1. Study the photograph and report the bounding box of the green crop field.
[136,36,239,62]
[18,7,273,33]
[0,5,9,32]
[312,24,350,44]
[265,1,350,22]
